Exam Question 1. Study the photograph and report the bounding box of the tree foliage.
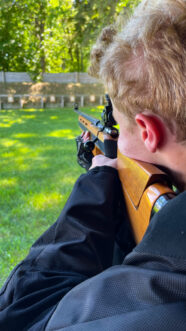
[0,0,141,80]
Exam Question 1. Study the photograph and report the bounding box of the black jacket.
[0,166,186,331]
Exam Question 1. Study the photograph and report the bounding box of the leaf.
[49,0,59,8]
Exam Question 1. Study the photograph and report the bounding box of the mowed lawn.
[0,106,102,287]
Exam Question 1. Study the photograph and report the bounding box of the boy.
[0,0,186,330]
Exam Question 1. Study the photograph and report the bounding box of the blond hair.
[89,0,186,140]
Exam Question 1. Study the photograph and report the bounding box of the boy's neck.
[161,143,186,192]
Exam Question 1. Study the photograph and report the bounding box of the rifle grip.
[104,140,117,159]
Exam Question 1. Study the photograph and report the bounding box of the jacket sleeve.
[0,166,123,331]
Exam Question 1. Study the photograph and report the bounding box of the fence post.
[80,95,84,107]
[61,96,64,108]
[20,97,24,109]
[100,95,103,105]
[41,96,44,108]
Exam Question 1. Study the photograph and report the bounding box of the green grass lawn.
[0,106,102,287]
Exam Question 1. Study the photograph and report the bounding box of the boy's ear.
[135,113,163,153]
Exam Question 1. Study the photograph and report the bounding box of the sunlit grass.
[0,106,102,287]
[47,129,74,138]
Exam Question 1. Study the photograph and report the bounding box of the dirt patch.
[0,82,105,96]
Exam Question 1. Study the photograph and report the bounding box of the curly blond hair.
[89,0,186,140]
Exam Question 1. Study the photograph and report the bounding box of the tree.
[0,0,74,78]
[68,0,141,72]
[0,0,141,79]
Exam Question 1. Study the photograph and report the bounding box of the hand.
[81,131,117,170]
[76,131,94,171]
[90,154,117,170]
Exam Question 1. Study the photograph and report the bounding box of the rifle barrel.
[74,109,101,127]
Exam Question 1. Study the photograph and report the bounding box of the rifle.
[75,95,176,243]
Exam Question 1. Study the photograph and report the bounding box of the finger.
[82,131,91,143]
[84,131,90,139]
[103,133,117,141]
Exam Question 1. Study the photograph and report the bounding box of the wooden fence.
[0,72,99,84]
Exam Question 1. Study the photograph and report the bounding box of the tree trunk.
[35,2,46,76]
[80,47,84,72]
[76,45,80,72]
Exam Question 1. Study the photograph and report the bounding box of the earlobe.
[135,113,163,153]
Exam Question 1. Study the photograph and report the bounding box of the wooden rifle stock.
[76,110,175,243]
[117,151,174,243]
